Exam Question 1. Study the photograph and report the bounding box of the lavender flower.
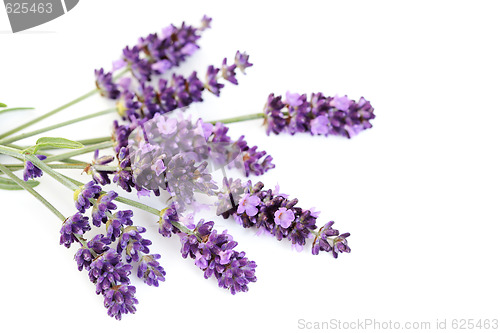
[158,204,180,238]
[74,180,101,213]
[75,234,112,271]
[234,51,253,74]
[106,210,134,242]
[138,254,166,287]
[95,68,121,100]
[311,221,351,258]
[179,220,257,294]
[217,179,351,257]
[60,213,91,248]
[104,284,138,320]
[221,58,238,85]
[200,15,212,31]
[264,92,375,138]
[232,135,275,176]
[86,150,114,185]
[118,16,210,82]
[91,191,118,227]
[117,51,249,121]
[88,249,132,295]
[23,155,46,181]
[237,193,260,216]
[117,226,152,263]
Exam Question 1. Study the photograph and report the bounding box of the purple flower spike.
[138,254,166,287]
[74,180,102,213]
[60,213,91,248]
[95,68,121,100]
[92,191,119,227]
[218,179,351,258]
[234,51,253,74]
[23,155,46,182]
[264,92,375,138]
[88,249,132,295]
[104,284,138,320]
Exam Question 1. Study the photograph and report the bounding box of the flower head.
[138,254,166,287]
[274,208,295,228]
[237,193,261,217]
[95,68,121,100]
[263,92,375,138]
[60,213,90,248]
[75,234,112,271]
[91,191,118,227]
[104,284,138,320]
[88,249,132,294]
[234,51,253,74]
[23,155,46,182]
[74,180,101,213]
[179,220,257,294]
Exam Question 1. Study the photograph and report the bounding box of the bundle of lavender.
[0,16,374,320]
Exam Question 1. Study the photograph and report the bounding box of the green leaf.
[29,137,85,153]
[0,103,6,107]
[0,177,40,190]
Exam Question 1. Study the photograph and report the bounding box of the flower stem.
[3,163,125,172]
[44,142,113,163]
[0,89,98,140]
[209,112,266,125]
[0,68,129,140]
[78,137,112,146]
[0,163,66,221]
[0,107,35,115]
[0,108,117,145]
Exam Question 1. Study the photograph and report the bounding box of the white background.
[1,1,499,332]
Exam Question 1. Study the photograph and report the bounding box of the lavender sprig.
[264,91,375,138]
[216,178,351,257]
[116,51,252,121]
[94,16,211,100]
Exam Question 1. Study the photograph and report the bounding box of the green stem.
[0,107,35,115]
[0,144,25,159]
[78,137,112,146]
[44,142,113,163]
[0,108,117,145]
[0,143,193,235]
[3,163,125,172]
[209,112,266,125]
[0,89,98,140]
[3,143,87,164]
[0,68,129,140]
[0,163,66,221]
